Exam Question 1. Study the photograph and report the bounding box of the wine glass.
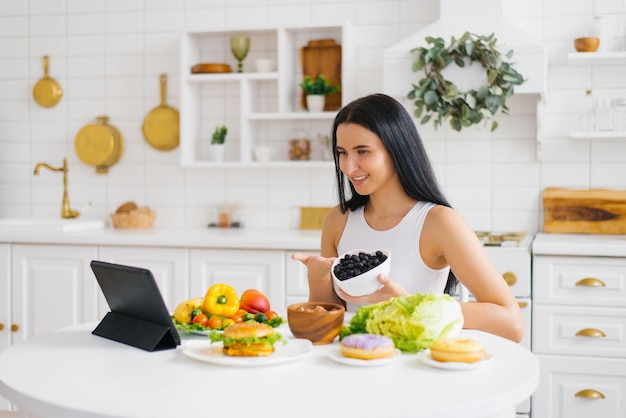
[230,35,250,73]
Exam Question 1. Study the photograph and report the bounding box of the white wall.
[1,0,625,234]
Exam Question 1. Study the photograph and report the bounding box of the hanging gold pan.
[142,73,179,151]
[33,55,63,108]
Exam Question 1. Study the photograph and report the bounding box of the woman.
[292,93,523,343]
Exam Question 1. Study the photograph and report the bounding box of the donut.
[429,338,485,363]
[340,334,395,360]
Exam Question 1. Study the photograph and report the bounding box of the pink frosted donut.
[340,334,395,360]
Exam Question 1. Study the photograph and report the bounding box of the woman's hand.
[336,273,408,305]
[291,252,343,305]
[291,252,334,279]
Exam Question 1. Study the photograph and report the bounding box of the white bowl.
[331,249,390,297]
[255,58,276,72]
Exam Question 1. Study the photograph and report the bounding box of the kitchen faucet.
[33,158,80,219]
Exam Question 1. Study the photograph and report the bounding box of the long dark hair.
[331,93,458,295]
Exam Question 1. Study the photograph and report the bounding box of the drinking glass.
[230,35,250,73]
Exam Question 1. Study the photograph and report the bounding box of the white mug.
[255,58,276,73]
[253,146,276,162]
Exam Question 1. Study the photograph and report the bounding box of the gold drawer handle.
[11,324,19,333]
[518,301,528,308]
[575,389,605,399]
[575,328,606,338]
[502,271,517,286]
[0,323,4,331]
[576,278,606,287]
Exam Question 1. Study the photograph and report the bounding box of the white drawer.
[532,305,626,358]
[533,255,626,307]
[484,247,531,298]
[532,354,626,418]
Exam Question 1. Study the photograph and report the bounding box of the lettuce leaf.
[340,293,463,353]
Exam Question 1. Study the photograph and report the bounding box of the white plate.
[327,348,401,367]
[417,349,493,370]
[187,329,217,336]
[181,338,313,367]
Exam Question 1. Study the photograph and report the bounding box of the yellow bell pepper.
[202,284,240,317]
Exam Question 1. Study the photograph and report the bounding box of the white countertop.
[0,227,322,251]
[533,232,626,257]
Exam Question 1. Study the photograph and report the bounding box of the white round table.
[0,323,538,418]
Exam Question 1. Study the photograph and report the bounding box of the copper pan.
[142,74,179,151]
[33,55,63,108]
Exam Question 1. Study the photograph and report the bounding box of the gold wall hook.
[33,158,80,219]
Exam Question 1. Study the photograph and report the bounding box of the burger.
[209,322,285,357]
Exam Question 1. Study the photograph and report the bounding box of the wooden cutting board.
[300,39,342,111]
[543,188,626,234]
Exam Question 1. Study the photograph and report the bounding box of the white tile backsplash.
[1,0,626,232]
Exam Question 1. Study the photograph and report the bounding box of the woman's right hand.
[291,252,335,280]
[291,252,343,305]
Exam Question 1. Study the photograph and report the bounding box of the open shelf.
[180,23,355,167]
[567,51,626,66]
[570,131,626,139]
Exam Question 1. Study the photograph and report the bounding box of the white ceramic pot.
[255,58,276,72]
[210,144,226,162]
[306,95,325,112]
[253,146,276,162]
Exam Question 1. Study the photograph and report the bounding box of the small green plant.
[211,125,227,144]
[300,75,340,95]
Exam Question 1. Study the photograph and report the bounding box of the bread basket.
[110,202,157,229]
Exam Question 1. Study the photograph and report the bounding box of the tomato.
[230,313,244,323]
[192,314,210,327]
[264,310,278,321]
[207,316,223,329]
[239,289,270,314]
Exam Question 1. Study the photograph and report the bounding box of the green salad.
[339,293,463,353]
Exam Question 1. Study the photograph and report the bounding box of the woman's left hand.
[336,273,408,304]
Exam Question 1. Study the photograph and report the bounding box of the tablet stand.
[92,311,179,351]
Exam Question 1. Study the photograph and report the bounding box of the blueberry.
[333,250,387,281]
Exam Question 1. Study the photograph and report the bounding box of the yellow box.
[299,207,331,229]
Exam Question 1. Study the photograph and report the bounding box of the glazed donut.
[340,334,395,360]
[429,338,485,363]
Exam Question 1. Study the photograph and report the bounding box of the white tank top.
[336,201,450,311]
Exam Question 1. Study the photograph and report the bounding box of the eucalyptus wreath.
[407,32,525,132]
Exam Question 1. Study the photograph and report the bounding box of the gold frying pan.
[33,55,63,108]
[142,73,179,151]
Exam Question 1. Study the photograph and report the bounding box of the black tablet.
[90,260,181,351]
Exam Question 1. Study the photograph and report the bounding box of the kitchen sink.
[0,218,106,233]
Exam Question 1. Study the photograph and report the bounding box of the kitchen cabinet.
[532,235,626,418]
[285,250,314,307]
[0,244,9,353]
[473,236,533,417]
[10,244,100,345]
[97,246,189,316]
[189,249,286,312]
[180,23,355,167]
[0,244,9,411]
[567,51,626,140]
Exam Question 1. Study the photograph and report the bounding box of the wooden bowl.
[190,63,232,73]
[287,302,345,345]
[574,37,600,53]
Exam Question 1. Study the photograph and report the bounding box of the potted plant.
[210,125,227,161]
[407,32,525,132]
[300,75,340,112]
